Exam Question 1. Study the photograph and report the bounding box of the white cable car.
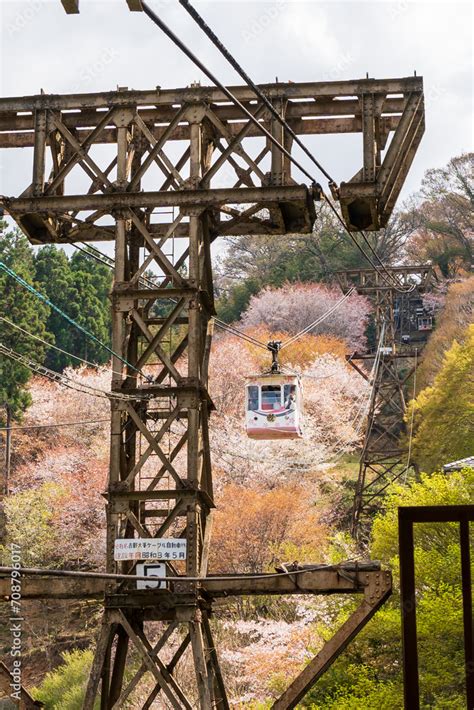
[245,373,303,440]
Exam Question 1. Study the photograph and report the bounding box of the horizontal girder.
[0,76,424,236]
[0,564,386,600]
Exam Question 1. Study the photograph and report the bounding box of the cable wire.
[142,1,413,295]
[177,0,336,186]
[140,1,319,185]
[280,288,355,349]
[0,419,109,432]
[321,194,416,294]
[0,261,151,382]
[0,316,124,378]
[0,343,150,402]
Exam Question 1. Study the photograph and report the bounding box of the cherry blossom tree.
[241,282,371,350]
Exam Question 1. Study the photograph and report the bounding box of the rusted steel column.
[399,509,420,710]
[361,93,376,183]
[460,519,474,709]
[32,109,47,196]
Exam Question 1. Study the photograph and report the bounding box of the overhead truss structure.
[0,69,425,706]
[0,75,424,235]
[337,266,433,540]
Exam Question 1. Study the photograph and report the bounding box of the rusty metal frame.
[0,565,392,709]
[398,505,474,710]
[0,76,424,234]
[271,568,392,709]
[0,70,424,706]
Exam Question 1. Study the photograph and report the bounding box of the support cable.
[0,344,150,402]
[321,194,416,294]
[139,1,319,185]
[0,419,110,432]
[70,241,353,353]
[176,0,336,186]
[279,288,355,349]
[143,0,413,294]
[0,316,124,378]
[0,261,151,382]
[213,319,269,350]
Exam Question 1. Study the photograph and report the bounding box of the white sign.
[136,563,166,590]
[114,538,187,561]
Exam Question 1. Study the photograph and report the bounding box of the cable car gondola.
[245,341,303,440]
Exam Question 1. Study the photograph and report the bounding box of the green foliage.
[0,482,67,567]
[0,221,50,419]
[215,206,409,322]
[371,467,474,587]
[416,277,473,390]
[407,324,474,472]
[32,649,99,710]
[301,467,474,708]
[34,245,112,370]
[405,153,473,278]
[0,232,113,418]
[306,664,400,709]
[216,276,260,322]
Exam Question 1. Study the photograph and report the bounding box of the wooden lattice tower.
[0,65,425,705]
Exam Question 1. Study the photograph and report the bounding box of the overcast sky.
[0,0,472,207]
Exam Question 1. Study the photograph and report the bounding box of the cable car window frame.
[247,385,259,411]
[261,385,282,410]
[417,316,433,331]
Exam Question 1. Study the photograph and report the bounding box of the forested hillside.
[0,153,472,707]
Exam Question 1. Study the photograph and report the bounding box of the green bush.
[33,649,98,710]
[0,482,67,567]
[299,468,473,708]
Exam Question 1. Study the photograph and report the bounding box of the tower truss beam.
[337,266,434,540]
[0,74,420,704]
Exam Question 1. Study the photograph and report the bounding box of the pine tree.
[33,246,112,369]
[0,222,50,420]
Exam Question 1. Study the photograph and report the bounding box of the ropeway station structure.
[0,1,426,706]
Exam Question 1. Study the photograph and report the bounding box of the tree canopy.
[404,152,473,278]
[408,323,474,472]
[0,228,113,420]
[304,466,474,709]
[0,222,50,419]
[34,245,112,370]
